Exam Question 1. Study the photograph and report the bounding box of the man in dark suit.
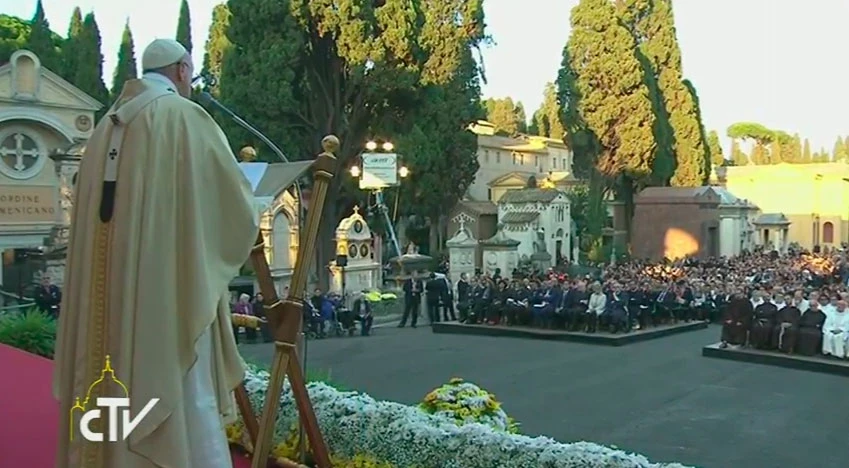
[399,273,424,328]
[457,273,471,322]
[425,273,444,324]
[35,275,61,319]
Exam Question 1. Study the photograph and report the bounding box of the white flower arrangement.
[230,365,692,468]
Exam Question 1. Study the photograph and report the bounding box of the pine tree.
[62,7,84,81]
[618,0,706,187]
[202,3,231,96]
[750,143,768,165]
[802,138,812,163]
[176,0,193,53]
[731,140,748,165]
[24,0,60,71]
[707,130,724,166]
[75,13,109,111]
[833,136,847,162]
[788,133,802,163]
[558,0,656,236]
[111,21,137,99]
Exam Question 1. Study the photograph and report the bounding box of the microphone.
[198,91,291,165]
[197,91,305,228]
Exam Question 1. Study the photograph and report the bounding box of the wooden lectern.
[234,136,338,468]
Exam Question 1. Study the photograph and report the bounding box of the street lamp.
[349,140,408,258]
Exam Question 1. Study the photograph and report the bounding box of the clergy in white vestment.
[822,300,849,358]
[53,39,258,468]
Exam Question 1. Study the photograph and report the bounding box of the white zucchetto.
[141,38,188,71]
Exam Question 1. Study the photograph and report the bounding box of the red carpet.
[0,344,252,468]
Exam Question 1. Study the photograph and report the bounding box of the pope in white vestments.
[53,39,258,468]
[822,300,849,358]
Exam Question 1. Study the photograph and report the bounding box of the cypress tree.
[750,143,768,165]
[176,0,193,54]
[730,140,748,166]
[202,3,231,95]
[788,133,802,163]
[111,21,138,99]
[75,13,109,110]
[833,136,847,162]
[558,0,656,236]
[62,7,84,81]
[707,130,724,167]
[682,78,710,182]
[24,0,60,71]
[619,0,707,187]
[768,140,781,164]
[802,138,812,163]
[530,82,565,140]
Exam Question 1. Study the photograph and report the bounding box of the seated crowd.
[230,287,374,342]
[454,247,849,341]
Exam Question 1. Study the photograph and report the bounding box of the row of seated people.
[721,290,849,358]
[457,277,718,333]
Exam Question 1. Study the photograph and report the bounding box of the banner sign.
[360,153,398,189]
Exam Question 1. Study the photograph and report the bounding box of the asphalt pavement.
[240,324,849,468]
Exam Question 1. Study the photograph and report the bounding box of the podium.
[234,137,338,468]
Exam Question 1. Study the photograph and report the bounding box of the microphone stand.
[197,91,306,230]
[198,91,321,466]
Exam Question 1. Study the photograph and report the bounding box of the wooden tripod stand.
[233,136,338,468]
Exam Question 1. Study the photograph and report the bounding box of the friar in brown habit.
[749,295,778,349]
[795,299,827,356]
[771,294,801,353]
[720,290,754,347]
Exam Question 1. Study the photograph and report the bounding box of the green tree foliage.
[750,143,768,165]
[730,139,748,166]
[616,0,672,185]
[111,22,137,100]
[681,78,710,183]
[619,0,706,187]
[393,47,483,244]
[530,82,565,140]
[726,121,792,145]
[802,138,812,163]
[176,0,193,53]
[24,0,60,71]
[62,7,83,81]
[74,13,109,111]
[707,130,724,166]
[559,0,655,237]
[202,3,231,96]
[219,0,486,277]
[0,15,32,64]
[483,97,525,135]
[833,136,847,162]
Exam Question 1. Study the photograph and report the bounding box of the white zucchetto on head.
[141,38,188,71]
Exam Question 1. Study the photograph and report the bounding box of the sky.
[7,0,848,154]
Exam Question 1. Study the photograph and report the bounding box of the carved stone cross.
[0,133,40,171]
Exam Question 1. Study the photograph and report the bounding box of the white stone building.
[496,188,571,267]
[705,186,760,257]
